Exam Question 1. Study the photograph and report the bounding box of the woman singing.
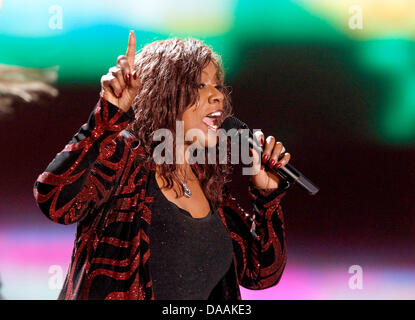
[33,31,292,300]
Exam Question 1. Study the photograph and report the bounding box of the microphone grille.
[220,116,248,131]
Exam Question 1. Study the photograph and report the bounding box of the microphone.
[220,116,319,196]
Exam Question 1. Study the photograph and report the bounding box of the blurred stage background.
[0,0,415,299]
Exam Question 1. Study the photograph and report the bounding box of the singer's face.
[181,61,225,149]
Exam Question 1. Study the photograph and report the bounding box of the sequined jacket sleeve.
[220,180,290,290]
[33,98,135,225]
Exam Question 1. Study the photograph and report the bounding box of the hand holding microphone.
[250,131,291,190]
[221,116,319,195]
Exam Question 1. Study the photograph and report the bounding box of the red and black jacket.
[33,98,289,300]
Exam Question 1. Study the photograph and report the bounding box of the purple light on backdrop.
[1,221,415,299]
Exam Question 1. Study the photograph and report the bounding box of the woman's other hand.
[250,131,291,190]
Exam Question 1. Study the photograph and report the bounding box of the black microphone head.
[220,116,249,131]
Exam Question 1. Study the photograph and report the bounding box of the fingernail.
[270,159,276,167]
[260,137,264,147]
[249,149,253,157]
[275,163,282,169]
[126,74,131,85]
[262,154,269,163]
[133,71,137,80]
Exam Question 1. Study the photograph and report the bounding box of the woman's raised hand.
[100,30,141,112]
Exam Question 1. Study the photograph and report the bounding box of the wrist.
[249,178,291,198]
[250,174,281,190]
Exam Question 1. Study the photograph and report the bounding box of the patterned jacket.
[33,98,289,300]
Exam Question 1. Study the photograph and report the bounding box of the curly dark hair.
[126,38,233,206]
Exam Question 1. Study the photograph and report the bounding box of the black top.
[147,172,234,300]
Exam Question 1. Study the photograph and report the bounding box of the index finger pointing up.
[126,30,136,68]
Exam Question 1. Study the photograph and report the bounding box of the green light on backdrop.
[359,40,412,73]
[1,0,415,145]
[379,74,415,144]
[358,40,415,144]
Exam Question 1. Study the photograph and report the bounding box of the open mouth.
[202,110,223,133]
